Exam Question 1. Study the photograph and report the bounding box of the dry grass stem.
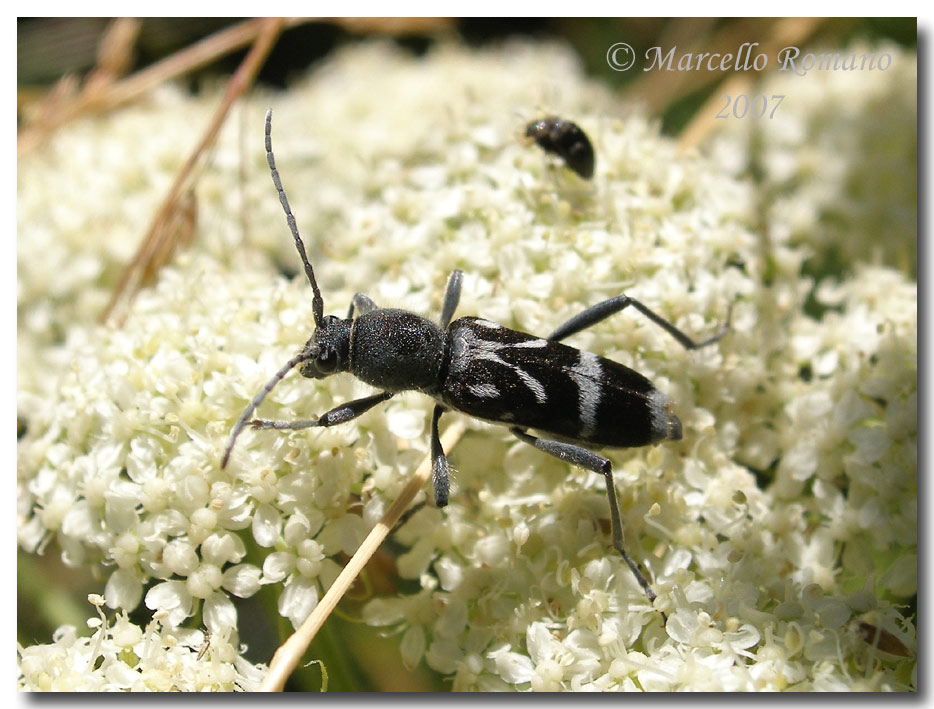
[259,420,467,692]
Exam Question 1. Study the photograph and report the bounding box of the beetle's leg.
[510,426,610,473]
[347,293,378,319]
[510,427,664,617]
[439,270,463,329]
[548,295,732,350]
[250,391,393,430]
[430,405,451,507]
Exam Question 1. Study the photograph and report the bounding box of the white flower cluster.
[17,595,263,690]
[18,40,915,691]
[710,41,917,275]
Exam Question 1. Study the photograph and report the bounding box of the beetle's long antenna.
[221,350,315,468]
[265,109,324,326]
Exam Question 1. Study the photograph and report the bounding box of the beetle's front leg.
[250,391,394,430]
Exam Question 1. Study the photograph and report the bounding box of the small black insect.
[222,110,731,614]
[525,116,595,179]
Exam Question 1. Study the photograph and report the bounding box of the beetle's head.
[299,315,351,379]
[525,117,552,142]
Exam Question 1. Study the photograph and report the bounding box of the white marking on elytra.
[648,389,670,435]
[514,368,548,404]
[468,382,500,399]
[473,319,502,330]
[508,338,549,349]
[451,324,548,404]
[567,351,603,438]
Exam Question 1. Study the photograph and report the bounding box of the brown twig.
[259,420,466,692]
[18,18,306,156]
[17,18,140,155]
[330,17,453,35]
[139,189,198,289]
[100,18,284,325]
[18,17,455,157]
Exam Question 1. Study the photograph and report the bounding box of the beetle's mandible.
[222,110,732,614]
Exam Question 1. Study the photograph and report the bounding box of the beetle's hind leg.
[510,427,664,617]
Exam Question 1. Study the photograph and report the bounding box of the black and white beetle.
[525,116,595,179]
[222,110,731,611]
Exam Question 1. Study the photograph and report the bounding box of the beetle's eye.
[316,348,337,373]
